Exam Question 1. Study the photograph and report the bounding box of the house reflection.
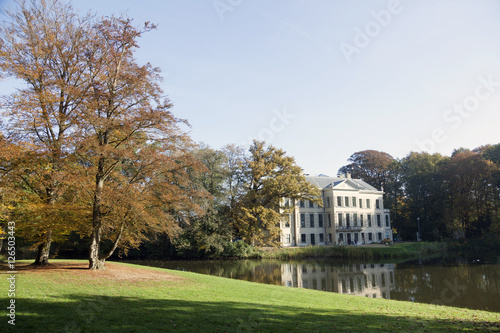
[281,263,395,299]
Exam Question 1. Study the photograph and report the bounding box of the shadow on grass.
[4,295,500,333]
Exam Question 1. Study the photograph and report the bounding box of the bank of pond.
[126,253,500,314]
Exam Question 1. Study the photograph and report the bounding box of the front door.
[347,233,352,245]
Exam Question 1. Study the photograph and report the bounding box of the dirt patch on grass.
[12,261,184,283]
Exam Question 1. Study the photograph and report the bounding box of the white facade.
[281,174,393,247]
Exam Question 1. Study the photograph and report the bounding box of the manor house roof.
[306,175,380,192]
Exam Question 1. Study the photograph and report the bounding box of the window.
[345,196,349,207]
[353,213,358,226]
[385,215,390,227]
[309,200,314,208]
[345,213,350,227]
[339,233,344,242]
[327,214,332,227]
[301,234,306,243]
[360,214,364,227]
[318,214,323,227]
[377,214,381,227]
[299,200,305,208]
[366,199,371,209]
[377,232,382,241]
[285,234,291,243]
[376,199,380,209]
[309,214,315,227]
[284,198,290,207]
[359,199,363,208]
[367,215,372,227]
[328,233,332,242]
[285,214,290,228]
[368,233,373,241]
[338,213,343,226]
[352,197,357,207]
[337,196,342,207]
[319,233,324,243]
[326,197,330,208]
[300,214,305,227]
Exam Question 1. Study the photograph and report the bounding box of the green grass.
[1,259,499,332]
[260,242,444,260]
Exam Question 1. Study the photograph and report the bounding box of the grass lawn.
[261,242,445,260]
[1,260,499,332]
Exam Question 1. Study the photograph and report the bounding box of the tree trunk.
[89,161,105,270]
[34,185,56,266]
[33,230,52,265]
[89,226,102,270]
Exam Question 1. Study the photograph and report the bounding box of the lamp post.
[417,217,421,242]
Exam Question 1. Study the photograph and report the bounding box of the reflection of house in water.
[281,263,395,299]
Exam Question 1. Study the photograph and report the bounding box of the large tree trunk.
[33,230,52,265]
[34,185,57,266]
[89,226,102,270]
[89,161,105,270]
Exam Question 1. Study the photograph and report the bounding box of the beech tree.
[1,0,206,269]
[77,16,206,270]
[0,0,93,264]
[234,141,321,246]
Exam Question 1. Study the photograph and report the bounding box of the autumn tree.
[233,141,321,246]
[0,0,93,264]
[1,0,206,269]
[75,16,207,270]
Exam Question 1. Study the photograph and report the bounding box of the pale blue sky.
[2,0,500,175]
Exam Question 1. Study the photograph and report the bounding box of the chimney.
[338,174,344,179]
[346,173,351,179]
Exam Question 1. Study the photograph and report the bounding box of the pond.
[129,256,500,313]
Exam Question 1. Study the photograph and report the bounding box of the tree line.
[339,147,500,246]
[0,0,318,268]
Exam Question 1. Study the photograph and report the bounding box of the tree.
[338,150,394,191]
[174,145,233,258]
[75,16,206,269]
[1,0,205,269]
[397,152,448,241]
[0,0,93,264]
[442,149,498,239]
[233,141,321,246]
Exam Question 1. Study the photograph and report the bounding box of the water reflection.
[128,259,500,312]
[281,263,395,299]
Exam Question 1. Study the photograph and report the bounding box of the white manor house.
[281,174,393,247]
